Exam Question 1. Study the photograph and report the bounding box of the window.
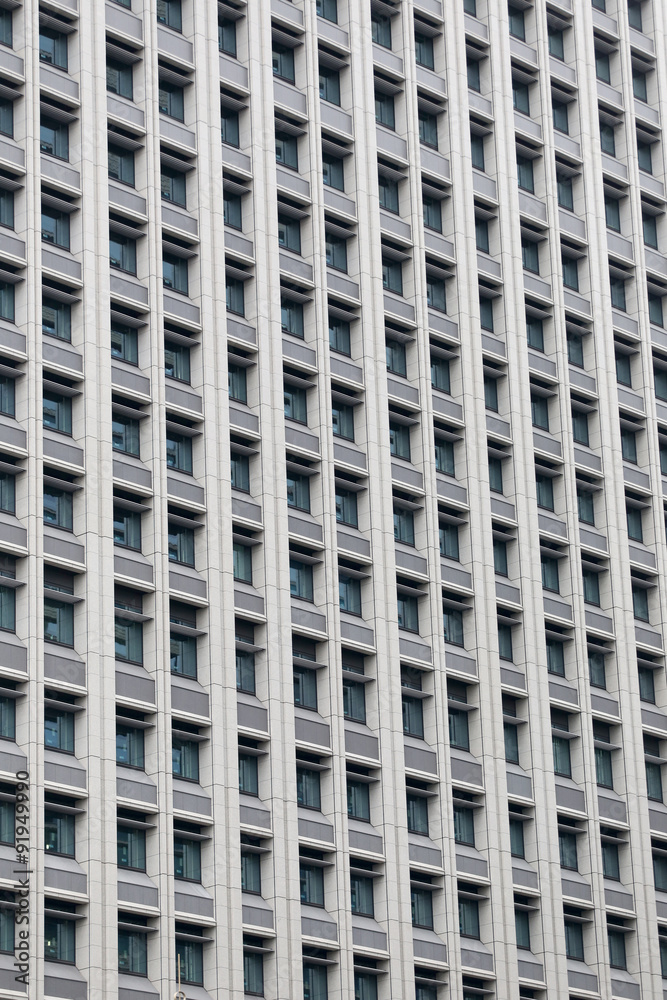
[412,888,434,929]
[498,624,513,661]
[163,253,188,295]
[595,51,610,83]
[45,811,74,857]
[602,841,620,880]
[168,525,195,568]
[571,409,588,446]
[427,276,446,313]
[284,386,307,423]
[44,707,74,752]
[335,488,357,527]
[522,239,539,273]
[161,168,186,207]
[0,9,12,47]
[297,767,321,809]
[272,45,295,83]
[616,351,632,386]
[531,393,549,431]
[407,794,429,835]
[643,213,658,249]
[230,452,250,493]
[116,724,144,768]
[371,12,392,48]
[647,760,663,802]
[639,665,655,703]
[172,737,199,780]
[386,339,407,376]
[109,233,137,274]
[339,575,361,615]
[600,122,616,157]
[439,523,459,560]
[418,111,438,147]
[332,403,354,440]
[322,154,344,191]
[43,392,72,435]
[515,909,530,950]
[157,0,182,30]
[0,188,13,228]
[278,214,301,254]
[226,277,245,316]
[382,258,403,295]
[166,432,192,473]
[40,27,68,69]
[509,818,524,857]
[158,82,184,122]
[218,17,237,56]
[638,140,653,174]
[0,696,14,740]
[633,69,648,102]
[394,507,414,545]
[233,543,252,584]
[585,651,605,690]
[0,474,14,515]
[300,864,324,905]
[0,576,14,633]
[458,898,479,938]
[281,298,304,338]
[561,255,579,291]
[559,831,578,870]
[241,848,261,893]
[117,825,146,870]
[223,190,242,228]
[325,234,348,272]
[375,91,395,129]
[303,963,328,1000]
[176,934,203,986]
[493,539,508,576]
[632,585,649,622]
[329,316,350,355]
[110,322,137,363]
[108,141,135,185]
[504,722,519,763]
[44,487,73,531]
[540,556,559,593]
[44,600,74,647]
[118,926,148,976]
[595,747,613,790]
[508,5,525,39]
[107,59,133,99]
[557,174,574,211]
[0,376,12,417]
[355,973,377,1000]
[448,704,469,749]
[286,472,310,512]
[290,560,313,601]
[164,341,191,383]
[467,59,480,92]
[610,275,626,312]
[453,805,474,845]
[319,67,340,106]
[350,874,374,916]
[431,355,450,392]
[317,0,338,22]
[389,422,411,460]
[41,208,70,250]
[608,929,627,970]
[564,920,584,961]
[346,779,371,823]
[516,155,534,193]
[174,837,201,881]
[488,456,503,493]
[471,134,485,171]
[552,101,569,134]
[402,692,424,736]
[112,415,140,456]
[293,666,317,710]
[415,32,434,69]
[650,294,664,327]
[0,99,12,139]
[114,612,143,663]
[479,296,494,331]
[435,439,454,475]
[549,26,564,60]
[576,487,594,526]
[621,428,637,463]
[44,913,75,963]
[552,735,571,777]
[238,753,259,796]
[378,175,399,213]
[43,299,71,342]
[513,81,530,115]
[221,109,240,147]
[475,219,489,254]
[483,374,498,411]
[275,132,297,169]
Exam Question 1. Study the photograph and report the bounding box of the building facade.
[0,0,666,997]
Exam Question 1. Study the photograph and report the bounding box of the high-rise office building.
[0,0,666,997]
